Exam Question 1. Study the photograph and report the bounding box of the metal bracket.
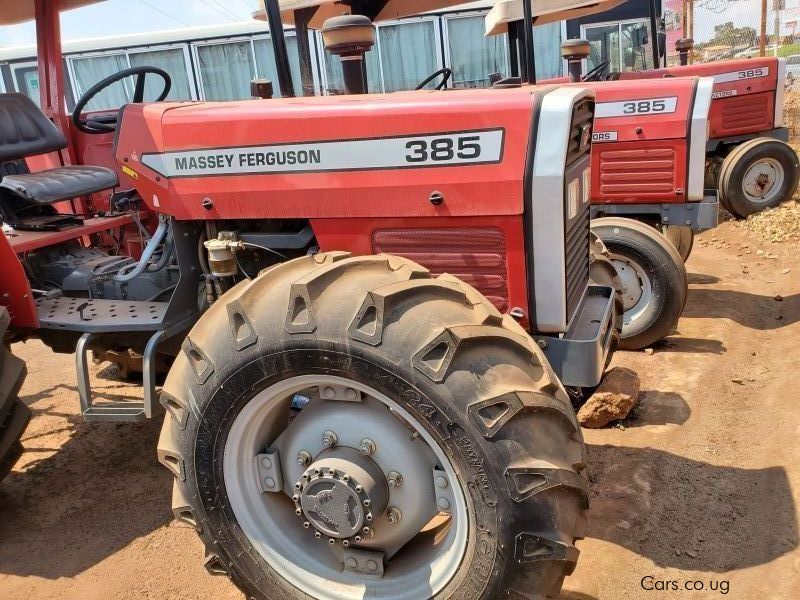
[590,194,719,231]
[342,547,385,579]
[256,448,284,493]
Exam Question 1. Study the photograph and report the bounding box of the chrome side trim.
[531,86,595,333]
[774,57,786,128]
[687,76,714,201]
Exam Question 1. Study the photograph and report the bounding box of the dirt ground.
[1,209,799,600]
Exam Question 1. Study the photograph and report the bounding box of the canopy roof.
[0,0,104,26]
[484,0,625,35]
[254,1,491,29]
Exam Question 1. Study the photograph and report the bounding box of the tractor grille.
[372,227,509,312]
[566,98,594,166]
[720,93,771,133]
[564,192,590,323]
[598,147,677,196]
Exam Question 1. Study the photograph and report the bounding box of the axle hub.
[294,447,388,542]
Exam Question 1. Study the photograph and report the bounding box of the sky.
[0,0,262,47]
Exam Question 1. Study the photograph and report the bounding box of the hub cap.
[295,448,388,541]
[742,158,784,204]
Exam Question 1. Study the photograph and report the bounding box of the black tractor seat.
[0,93,118,228]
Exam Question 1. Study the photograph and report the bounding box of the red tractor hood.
[115,88,558,221]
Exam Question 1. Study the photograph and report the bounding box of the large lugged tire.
[591,219,687,350]
[1,308,30,482]
[662,225,694,262]
[158,252,589,600]
[718,138,800,218]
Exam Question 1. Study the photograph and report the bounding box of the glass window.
[378,21,438,92]
[71,53,130,111]
[585,21,653,74]
[253,36,304,97]
[446,16,508,88]
[13,66,42,108]
[621,22,653,70]
[197,41,255,101]
[586,24,620,73]
[129,48,193,100]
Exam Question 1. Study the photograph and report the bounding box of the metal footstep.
[75,329,167,422]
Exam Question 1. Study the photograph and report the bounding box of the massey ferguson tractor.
[487,0,799,219]
[0,1,635,598]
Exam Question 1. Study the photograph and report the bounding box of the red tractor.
[492,0,798,220]
[0,1,632,598]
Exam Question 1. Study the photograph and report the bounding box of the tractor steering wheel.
[582,60,610,82]
[415,67,452,90]
[72,66,171,134]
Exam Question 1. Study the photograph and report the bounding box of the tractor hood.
[115,86,575,221]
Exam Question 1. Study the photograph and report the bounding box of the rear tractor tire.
[718,138,800,218]
[158,252,589,600]
[0,307,30,482]
[591,219,687,351]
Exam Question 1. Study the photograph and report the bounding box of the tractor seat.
[0,93,118,205]
[0,166,118,205]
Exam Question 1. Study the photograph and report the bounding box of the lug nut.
[322,430,338,448]
[314,531,322,539]
[365,513,373,522]
[387,507,402,524]
[354,535,362,542]
[296,450,311,466]
[303,521,311,529]
[342,540,350,547]
[328,538,335,544]
[295,508,302,515]
[363,499,371,507]
[359,438,376,455]
[362,526,370,534]
[387,471,403,488]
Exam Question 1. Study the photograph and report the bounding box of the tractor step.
[82,403,146,422]
[35,297,169,332]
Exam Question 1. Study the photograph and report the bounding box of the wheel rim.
[610,253,652,326]
[741,157,784,204]
[223,374,469,599]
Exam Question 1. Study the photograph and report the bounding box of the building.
[0,0,662,109]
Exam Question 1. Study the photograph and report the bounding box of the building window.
[445,15,509,88]
[128,48,194,101]
[253,36,304,96]
[196,41,255,101]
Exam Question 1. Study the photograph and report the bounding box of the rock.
[686,549,698,558]
[577,367,641,428]
[675,548,682,556]
[775,294,784,301]
[732,378,745,385]
[782,268,791,274]
[644,347,654,355]
[616,520,631,530]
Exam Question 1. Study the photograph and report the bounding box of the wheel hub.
[742,158,784,202]
[294,448,389,542]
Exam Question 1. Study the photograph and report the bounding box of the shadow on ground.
[0,383,170,580]
[585,443,798,572]
[682,288,799,330]
[624,391,691,427]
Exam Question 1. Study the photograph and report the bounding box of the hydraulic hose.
[114,217,169,282]
[146,224,174,272]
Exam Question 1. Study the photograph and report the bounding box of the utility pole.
[774,0,781,57]
[760,0,768,56]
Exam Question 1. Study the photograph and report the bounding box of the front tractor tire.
[158,252,589,600]
[662,225,694,262]
[718,138,800,218]
[1,307,30,482]
[591,219,688,351]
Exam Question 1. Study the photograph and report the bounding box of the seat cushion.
[0,166,118,205]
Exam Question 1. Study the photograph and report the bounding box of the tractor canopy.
[0,0,104,25]
[484,0,626,35]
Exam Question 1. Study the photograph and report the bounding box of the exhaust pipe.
[676,38,694,66]
[562,39,591,82]
[321,15,376,95]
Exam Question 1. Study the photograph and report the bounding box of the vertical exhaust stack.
[321,15,375,95]
[676,38,694,66]
[561,39,591,82]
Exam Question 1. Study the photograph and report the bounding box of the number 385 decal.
[405,135,482,162]
[595,96,678,118]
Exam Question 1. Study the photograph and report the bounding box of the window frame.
[580,17,653,75]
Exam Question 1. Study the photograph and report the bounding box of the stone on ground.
[577,367,641,428]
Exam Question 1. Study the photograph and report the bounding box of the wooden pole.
[760,0,768,56]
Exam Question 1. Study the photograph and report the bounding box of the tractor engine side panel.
[582,78,699,204]
[114,90,538,221]
[644,58,780,139]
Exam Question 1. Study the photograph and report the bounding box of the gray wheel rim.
[610,253,652,326]
[223,374,469,599]
[742,157,784,204]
